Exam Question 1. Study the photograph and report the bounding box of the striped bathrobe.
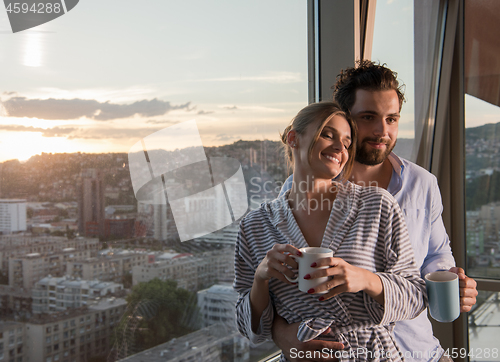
[234,182,427,362]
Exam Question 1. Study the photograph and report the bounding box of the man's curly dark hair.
[333,60,406,113]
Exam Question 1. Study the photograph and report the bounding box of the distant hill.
[0,140,288,202]
[465,121,500,173]
[466,122,500,142]
[464,121,500,209]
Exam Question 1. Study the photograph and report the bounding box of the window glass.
[0,1,306,360]
[464,0,500,358]
[371,0,415,161]
[464,0,500,281]
[468,291,500,361]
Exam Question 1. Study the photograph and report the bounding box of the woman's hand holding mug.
[255,244,301,284]
[307,257,385,304]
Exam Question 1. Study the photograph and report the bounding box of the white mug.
[285,246,333,294]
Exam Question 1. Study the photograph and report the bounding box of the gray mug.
[424,271,460,323]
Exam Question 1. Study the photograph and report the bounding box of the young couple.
[234,61,478,362]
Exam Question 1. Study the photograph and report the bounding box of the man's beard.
[355,138,396,166]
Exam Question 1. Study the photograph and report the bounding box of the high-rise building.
[0,199,27,235]
[135,181,169,241]
[78,169,105,238]
[153,203,168,241]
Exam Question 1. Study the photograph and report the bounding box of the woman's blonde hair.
[280,101,357,181]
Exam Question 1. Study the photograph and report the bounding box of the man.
[272,60,478,362]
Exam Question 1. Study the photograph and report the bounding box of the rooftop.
[35,276,123,289]
[0,285,31,297]
[88,297,127,311]
[120,324,239,362]
[24,252,41,258]
[25,298,127,324]
[204,284,236,295]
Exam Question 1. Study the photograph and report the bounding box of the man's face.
[349,89,400,165]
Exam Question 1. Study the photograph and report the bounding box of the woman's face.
[296,114,352,180]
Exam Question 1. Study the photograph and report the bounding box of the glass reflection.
[465,0,500,279]
[465,1,500,359]
[468,291,500,361]
[371,0,415,161]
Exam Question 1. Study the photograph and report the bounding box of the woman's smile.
[321,152,341,164]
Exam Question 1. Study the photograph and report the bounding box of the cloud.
[0,125,76,137]
[1,96,192,121]
[214,134,238,142]
[223,106,238,111]
[67,128,163,140]
[197,110,214,115]
[0,124,162,140]
[145,119,177,125]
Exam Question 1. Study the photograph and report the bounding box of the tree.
[121,273,132,289]
[66,225,76,239]
[111,278,199,358]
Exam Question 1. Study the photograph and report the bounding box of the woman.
[234,102,426,361]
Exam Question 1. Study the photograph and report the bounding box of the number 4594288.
[444,348,499,359]
[5,3,62,14]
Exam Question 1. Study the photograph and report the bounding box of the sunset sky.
[0,0,496,163]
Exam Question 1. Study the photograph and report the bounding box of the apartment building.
[0,234,67,250]
[0,235,99,274]
[0,199,27,235]
[66,251,150,283]
[132,248,234,291]
[26,298,127,362]
[119,324,249,362]
[8,249,93,289]
[32,276,123,314]
[197,284,238,329]
[103,217,136,239]
[0,285,32,318]
[0,321,25,362]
